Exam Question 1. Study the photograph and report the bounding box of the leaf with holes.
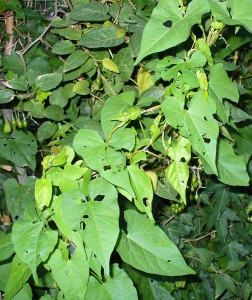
[116,210,195,276]
[3,255,32,300]
[135,0,210,64]
[0,131,37,170]
[81,178,119,275]
[85,264,138,300]
[48,241,89,299]
[209,64,239,123]
[12,220,44,283]
[128,164,154,221]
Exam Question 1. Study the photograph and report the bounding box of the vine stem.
[182,230,216,243]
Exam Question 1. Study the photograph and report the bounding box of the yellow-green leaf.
[102,58,119,73]
[137,67,154,95]
[35,178,52,210]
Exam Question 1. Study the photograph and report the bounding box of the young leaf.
[102,58,120,73]
[35,178,52,210]
[116,210,195,276]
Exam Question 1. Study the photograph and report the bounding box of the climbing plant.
[0,0,252,299]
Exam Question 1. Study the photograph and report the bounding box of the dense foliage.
[0,0,252,299]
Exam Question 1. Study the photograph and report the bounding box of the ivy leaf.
[0,131,37,170]
[3,255,32,300]
[35,178,52,210]
[209,64,239,123]
[0,89,15,104]
[82,178,119,275]
[219,241,249,260]
[35,73,62,91]
[162,92,219,174]
[48,246,89,299]
[12,220,44,283]
[84,264,138,300]
[78,26,125,48]
[216,139,249,186]
[101,91,136,138]
[116,210,195,276]
[63,50,89,72]
[128,164,154,221]
[209,0,252,33]
[70,2,110,21]
[135,0,210,64]
[0,233,14,261]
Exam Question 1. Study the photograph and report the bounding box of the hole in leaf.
[180,157,186,162]
[167,260,171,263]
[103,165,111,170]
[94,195,105,201]
[163,20,172,28]
[203,137,211,144]
[83,215,89,219]
[204,116,208,121]
[143,198,149,207]
[25,250,28,254]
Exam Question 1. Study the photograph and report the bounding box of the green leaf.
[12,220,44,282]
[102,58,120,73]
[2,52,25,75]
[37,121,57,141]
[82,178,119,274]
[162,92,219,174]
[209,64,239,123]
[73,80,90,95]
[124,265,174,300]
[3,178,36,221]
[73,129,134,196]
[11,283,32,300]
[52,40,76,55]
[70,2,110,21]
[216,139,249,186]
[35,178,52,210]
[49,88,68,107]
[128,165,154,221]
[0,233,14,261]
[48,238,89,299]
[166,136,191,203]
[108,128,135,151]
[113,48,134,82]
[63,50,89,72]
[0,131,37,170]
[84,264,138,300]
[78,26,125,48]
[116,210,195,276]
[4,255,32,300]
[135,0,210,64]
[35,73,63,91]
[53,28,82,40]
[44,105,65,121]
[4,77,28,91]
[101,91,136,138]
[209,0,252,33]
[0,89,15,104]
